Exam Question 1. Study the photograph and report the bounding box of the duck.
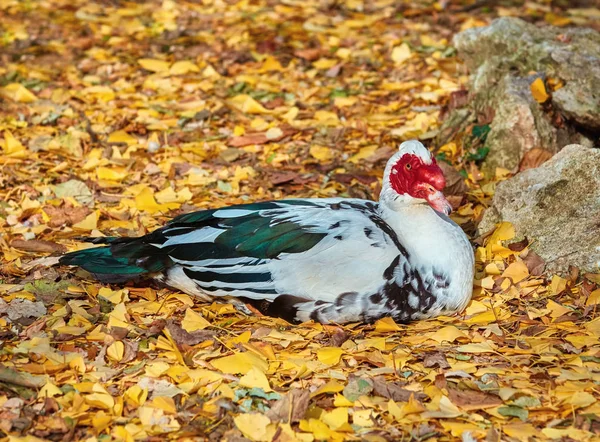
[59,140,475,324]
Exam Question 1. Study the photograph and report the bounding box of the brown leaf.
[268,171,299,185]
[17,362,68,375]
[519,148,554,171]
[329,329,350,347]
[332,173,378,185]
[11,239,67,254]
[523,250,546,276]
[266,389,310,423]
[448,89,470,111]
[228,127,296,147]
[423,352,450,369]
[294,48,322,61]
[439,162,469,197]
[364,146,395,164]
[371,377,426,402]
[447,387,502,410]
[43,205,91,228]
[508,237,529,252]
[166,320,215,347]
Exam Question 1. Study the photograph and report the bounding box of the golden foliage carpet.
[1,0,600,441]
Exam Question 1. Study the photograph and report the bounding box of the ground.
[1,0,600,441]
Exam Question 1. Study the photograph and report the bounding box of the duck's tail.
[58,237,173,283]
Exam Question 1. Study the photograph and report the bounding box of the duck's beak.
[427,190,452,215]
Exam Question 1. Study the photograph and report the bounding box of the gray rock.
[479,144,600,274]
[440,18,599,172]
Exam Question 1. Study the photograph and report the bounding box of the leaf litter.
[0,0,600,441]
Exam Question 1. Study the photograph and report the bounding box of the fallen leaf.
[530,78,550,103]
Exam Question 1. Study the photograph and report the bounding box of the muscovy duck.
[59,140,474,324]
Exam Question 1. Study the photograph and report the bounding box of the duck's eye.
[405,163,412,170]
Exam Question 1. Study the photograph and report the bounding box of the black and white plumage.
[59,140,475,324]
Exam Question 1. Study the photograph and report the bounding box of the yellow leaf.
[234,413,271,441]
[333,394,354,407]
[348,145,378,164]
[440,421,484,437]
[228,94,270,114]
[546,299,571,318]
[391,43,412,64]
[485,262,502,275]
[139,406,180,432]
[170,60,200,75]
[139,58,171,73]
[38,381,63,398]
[229,330,251,345]
[464,300,488,316]
[210,351,268,374]
[300,419,332,440]
[97,166,129,181]
[317,347,344,366]
[321,407,349,430]
[107,302,129,328]
[550,275,568,295]
[1,83,37,103]
[72,211,98,231]
[310,380,345,398]
[2,131,27,157]
[82,85,115,102]
[150,396,177,414]
[99,287,128,304]
[464,308,510,325]
[260,56,284,72]
[145,361,170,377]
[422,396,462,418]
[565,391,596,408]
[503,423,539,441]
[282,106,299,122]
[181,308,211,332]
[490,222,515,242]
[334,96,358,107]
[502,261,529,283]
[388,400,403,421]
[108,130,138,145]
[530,78,549,103]
[239,366,272,392]
[125,385,148,406]
[586,289,600,306]
[313,58,338,69]
[374,317,400,332]
[314,110,339,126]
[135,187,180,214]
[107,341,124,362]
[309,145,334,161]
[85,392,115,410]
[353,409,375,427]
[456,342,496,354]
[92,412,112,433]
[542,428,593,440]
[428,326,467,343]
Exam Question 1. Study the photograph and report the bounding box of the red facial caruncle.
[389,154,452,215]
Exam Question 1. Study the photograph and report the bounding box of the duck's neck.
[378,187,475,313]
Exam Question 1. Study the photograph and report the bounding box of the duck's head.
[382,140,452,215]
